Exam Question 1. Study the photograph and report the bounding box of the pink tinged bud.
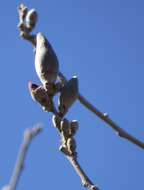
[28,81,39,101]
[28,81,38,91]
[28,81,53,112]
[58,76,79,117]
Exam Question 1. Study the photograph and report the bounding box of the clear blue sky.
[0,0,144,190]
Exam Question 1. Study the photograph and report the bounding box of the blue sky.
[0,0,144,190]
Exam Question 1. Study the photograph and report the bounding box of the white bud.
[35,33,59,85]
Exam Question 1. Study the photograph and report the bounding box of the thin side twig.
[2,124,43,190]
[58,72,144,150]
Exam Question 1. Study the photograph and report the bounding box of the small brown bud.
[28,81,53,112]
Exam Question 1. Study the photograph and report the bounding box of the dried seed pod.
[26,9,38,31]
[58,76,79,117]
[28,81,53,112]
[35,33,59,86]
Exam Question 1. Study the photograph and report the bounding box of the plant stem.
[67,156,100,190]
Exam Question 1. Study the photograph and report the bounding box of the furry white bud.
[35,33,59,85]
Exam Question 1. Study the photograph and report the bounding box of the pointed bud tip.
[28,81,38,90]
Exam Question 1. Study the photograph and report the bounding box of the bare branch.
[67,156,99,190]
[18,3,144,150]
[2,124,43,190]
[58,72,144,150]
[17,3,144,190]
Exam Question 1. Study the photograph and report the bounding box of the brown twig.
[2,124,43,190]
[58,72,144,150]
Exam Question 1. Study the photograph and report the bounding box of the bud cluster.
[18,4,99,190]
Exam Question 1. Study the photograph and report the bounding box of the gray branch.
[2,124,43,190]
[67,156,99,190]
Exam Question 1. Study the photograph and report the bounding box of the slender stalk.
[2,124,43,190]
[58,72,144,150]
[67,156,99,190]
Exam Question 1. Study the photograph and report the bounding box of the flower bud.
[26,9,38,30]
[58,76,79,117]
[28,81,53,112]
[35,33,59,85]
